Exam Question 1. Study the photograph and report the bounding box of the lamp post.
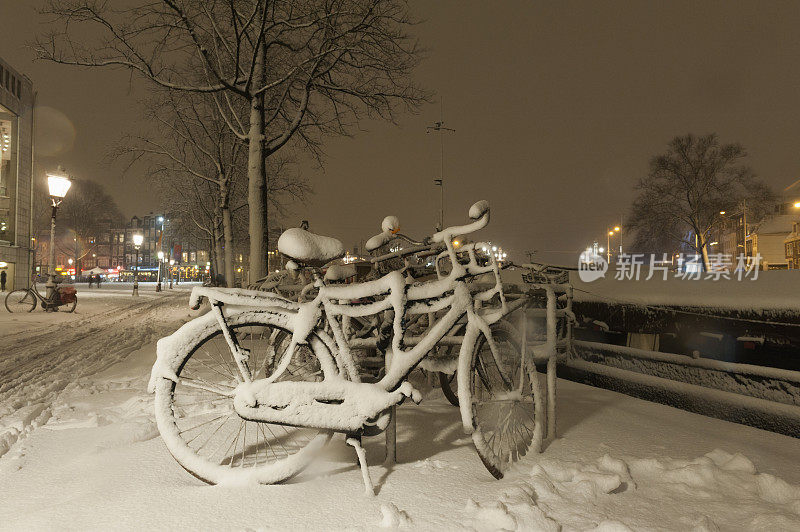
[169,259,174,289]
[155,216,165,292]
[156,249,164,292]
[132,233,143,296]
[426,110,455,232]
[45,169,72,302]
[606,226,620,264]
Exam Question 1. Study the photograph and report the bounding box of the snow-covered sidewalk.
[1,292,799,530]
[0,286,199,458]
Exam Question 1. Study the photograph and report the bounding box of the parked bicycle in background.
[5,277,77,313]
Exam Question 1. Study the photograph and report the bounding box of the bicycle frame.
[27,281,61,310]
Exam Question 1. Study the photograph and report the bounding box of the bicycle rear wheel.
[62,295,77,313]
[468,320,535,479]
[5,289,36,313]
[153,310,336,485]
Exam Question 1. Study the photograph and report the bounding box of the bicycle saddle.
[278,227,345,267]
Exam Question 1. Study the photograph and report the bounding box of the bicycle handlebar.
[365,215,401,251]
[367,200,490,255]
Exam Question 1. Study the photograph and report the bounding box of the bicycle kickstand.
[346,436,375,497]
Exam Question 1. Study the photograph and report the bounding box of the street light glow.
[614,226,620,232]
[157,250,164,260]
[794,202,800,209]
[719,210,726,215]
[47,171,72,198]
[133,233,144,247]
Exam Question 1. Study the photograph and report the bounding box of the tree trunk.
[246,43,267,283]
[74,239,81,280]
[221,187,235,288]
[700,239,711,271]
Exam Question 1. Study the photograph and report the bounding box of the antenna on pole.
[427,98,455,232]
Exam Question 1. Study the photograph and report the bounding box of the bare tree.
[35,0,428,280]
[57,178,125,275]
[628,134,775,269]
[115,90,245,286]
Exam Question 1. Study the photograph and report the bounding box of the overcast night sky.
[4,0,800,265]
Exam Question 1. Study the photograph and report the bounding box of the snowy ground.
[2,289,800,530]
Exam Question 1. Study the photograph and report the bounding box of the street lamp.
[155,216,165,291]
[132,233,143,296]
[156,249,164,292]
[169,259,175,289]
[606,226,620,264]
[45,169,72,302]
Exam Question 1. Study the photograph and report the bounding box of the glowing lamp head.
[794,202,800,209]
[132,234,144,247]
[157,250,164,260]
[614,226,620,232]
[452,240,460,248]
[719,210,726,215]
[169,259,175,265]
[609,231,614,236]
[47,171,72,198]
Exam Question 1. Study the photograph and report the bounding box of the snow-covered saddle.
[277,227,345,267]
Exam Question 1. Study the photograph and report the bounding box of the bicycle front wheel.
[5,289,36,313]
[468,319,535,479]
[153,310,337,485]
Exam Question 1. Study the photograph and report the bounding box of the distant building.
[124,213,209,281]
[32,212,211,281]
[0,57,34,291]
[781,180,800,269]
[745,214,794,269]
[786,221,800,270]
[712,183,800,270]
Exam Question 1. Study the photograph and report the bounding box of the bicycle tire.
[62,295,77,313]
[466,319,535,479]
[153,310,336,486]
[438,371,459,407]
[5,289,36,313]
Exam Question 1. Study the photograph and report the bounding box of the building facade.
[123,213,209,281]
[0,57,34,291]
[786,221,800,269]
[32,212,210,282]
[745,214,794,269]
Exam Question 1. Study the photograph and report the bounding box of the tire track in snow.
[0,293,195,458]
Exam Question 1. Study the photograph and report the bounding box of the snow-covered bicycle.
[149,200,534,489]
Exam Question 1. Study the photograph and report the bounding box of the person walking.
[88,274,94,288]
[0,270,6,292]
